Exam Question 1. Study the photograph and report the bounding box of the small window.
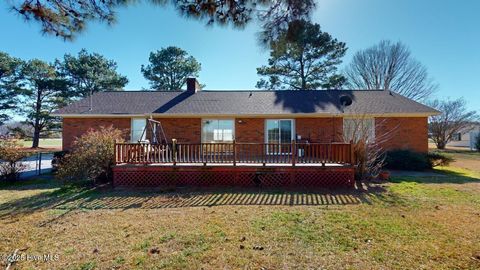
[452,133,462,141]
[202,119,234,143]
[131,118,146,142]
[343,118,375,143]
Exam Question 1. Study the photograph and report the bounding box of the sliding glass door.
[265,119,294,154]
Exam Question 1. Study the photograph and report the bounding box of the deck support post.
[172,139,177,166]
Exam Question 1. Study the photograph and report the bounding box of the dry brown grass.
[0,151,479,269]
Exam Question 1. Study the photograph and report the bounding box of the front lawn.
[19,138,62,150]
[0,152,479,269]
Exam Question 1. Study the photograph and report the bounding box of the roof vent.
[339,95,353,113]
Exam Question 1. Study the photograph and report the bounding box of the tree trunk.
[436,141,446,150]
[32,125,41,148]
[299,52,306,90]
[32,88,42,148]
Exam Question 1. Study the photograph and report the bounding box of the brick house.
[52,78,439,188]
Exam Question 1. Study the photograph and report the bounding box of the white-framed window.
[265,119,295,144]
[265,119,295,154]
[343,118,375,143]
[202,119,234,143]
[131,118,146,142]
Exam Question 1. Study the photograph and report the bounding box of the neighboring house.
[52,78,440,188]
[446,123,480,150]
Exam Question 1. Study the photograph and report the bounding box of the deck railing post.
[291,140,296,166]
[233,140,237,166]
[172,139,177,166]
[114,140,117,164]
[349,140,354,165]
[263,143,266,166]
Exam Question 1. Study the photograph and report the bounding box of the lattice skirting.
[113,166,355,188]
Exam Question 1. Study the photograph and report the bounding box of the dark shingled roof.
[53,90,440,116]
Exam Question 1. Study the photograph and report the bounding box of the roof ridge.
[102,89,389,93]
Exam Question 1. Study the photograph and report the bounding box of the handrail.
[114,140,355,165]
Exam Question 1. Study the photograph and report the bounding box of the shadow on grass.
[0,183,392,220]
[390,168,480,184]
[0,176,59,190]
[432,148,480,156]
[0,183,98,219]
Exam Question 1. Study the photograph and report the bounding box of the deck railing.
[115,140,355,166]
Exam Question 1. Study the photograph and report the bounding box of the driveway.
[19,153,53,179]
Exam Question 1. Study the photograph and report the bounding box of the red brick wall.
[235,117,343,143]
[62,118,131,150]
[375,117,428,153]
[296,118,343,143]
[235,118,264,143]
[154,118,201,143]
[62,116,428,153]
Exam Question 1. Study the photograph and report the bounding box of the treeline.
[0,50,128,147]
[1,20,478,150]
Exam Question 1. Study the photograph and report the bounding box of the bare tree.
[429,98,478,149]
[345,40,437,101]
[343,115,396,182]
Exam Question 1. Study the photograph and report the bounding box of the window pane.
[202,120,234,142]
[343,118,375,143]
[223,129,233,141]
[280,120,292,144]
[266,120,279,144]
[131,118,146,142]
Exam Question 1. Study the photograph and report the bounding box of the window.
[131,118,146,142]
[266,119,294,144]
[265,119,294,154]
[343,118,375,143]
[452,133,462,141]
[202,119,234,142]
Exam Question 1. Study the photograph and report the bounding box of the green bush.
[51,150,69,172]
[385,150,453,171]
[426,152,453,167]
[56,126,124,184]
[384,150,430,171]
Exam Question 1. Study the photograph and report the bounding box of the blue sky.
[1,0,479,111]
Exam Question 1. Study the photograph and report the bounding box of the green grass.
[0,152,479,269]
[19,138,62,148]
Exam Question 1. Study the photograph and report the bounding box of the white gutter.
[51,112,440,118]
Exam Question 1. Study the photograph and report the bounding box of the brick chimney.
[186,78,201,93]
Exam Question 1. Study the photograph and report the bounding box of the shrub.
[384,150,430,171]
[57,126,124,184]
[426,152,453,167]
[0,140,28,182]
[51,150,69,172]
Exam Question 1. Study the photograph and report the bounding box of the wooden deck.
[115,141,355,166]
[113,141,356,188]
